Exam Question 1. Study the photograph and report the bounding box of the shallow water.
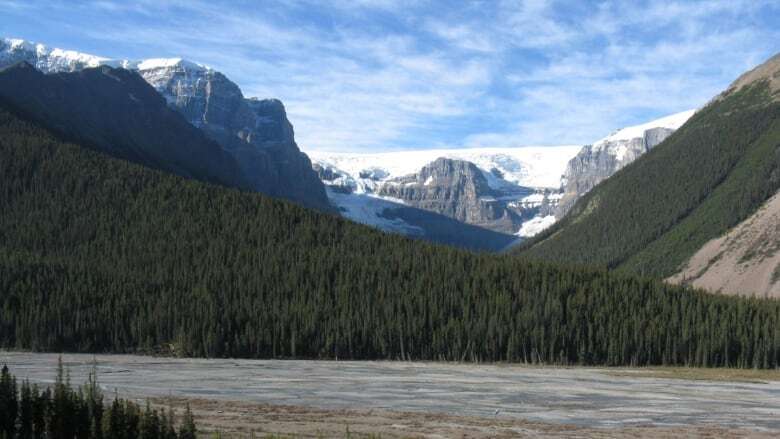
[2,352,779,431]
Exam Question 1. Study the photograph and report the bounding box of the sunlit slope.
[522,69,780,278]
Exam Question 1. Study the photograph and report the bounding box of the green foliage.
[0,106,780,368]
[522,82,780,278]
[0,363,193,439]
[178,405,196,439]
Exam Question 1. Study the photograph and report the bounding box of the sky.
[1,0,778,152]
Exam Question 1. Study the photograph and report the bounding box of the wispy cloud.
[2,0,778,151]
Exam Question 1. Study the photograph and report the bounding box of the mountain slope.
[521,53,780,281]
[1,103,778,367]
[668,192,780,298]
[0,37,329,210]
[0,62,246,188]
[556,110,695,218]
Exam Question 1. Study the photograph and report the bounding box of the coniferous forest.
[0,361,197,439]
[521,81,780,278]
[1,103,780,368]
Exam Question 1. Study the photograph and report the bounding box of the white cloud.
[3,0,778,151]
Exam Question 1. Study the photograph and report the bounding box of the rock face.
[309,147,579,237]
[555,110,695,218]
[0,38,330,211]
[378,158,522,233]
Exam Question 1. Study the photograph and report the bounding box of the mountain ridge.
[0,37,330,210]
[0,61,248,188]
[520,52,780,288]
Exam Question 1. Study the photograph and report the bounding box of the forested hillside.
[520,77,780,279]
[1,105,779,368]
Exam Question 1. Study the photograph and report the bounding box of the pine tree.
[178,404,196,439]
[0,365,18,439]
[19,380,34,439]
[140,402,161,439]
[84,361,104,439]
[31,386,48,439]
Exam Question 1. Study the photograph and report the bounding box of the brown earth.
[669,191,780,298]
[151,396,775,439]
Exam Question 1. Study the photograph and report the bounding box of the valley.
[1,4,779,438]
[4,352,780,437]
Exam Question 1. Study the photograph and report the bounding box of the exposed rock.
[0,62,247,188]
[0,37,330,211]
[309,149,577,237]
[378,158,522,234]
[555,111,694,218]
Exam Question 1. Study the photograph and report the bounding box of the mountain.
[0,37,329,210]
[309,146,579,236]
[667,192,780,298]
[556,110,695,218]
[520,52,780,290]
[378,158,522,233]
[0,62,246,188]
[1,100,778,367]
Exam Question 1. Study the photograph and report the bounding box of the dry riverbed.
[2,352,779,438]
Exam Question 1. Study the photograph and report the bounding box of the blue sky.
[2,0,778,152]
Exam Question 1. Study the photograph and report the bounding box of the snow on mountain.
[310,146,579,238]
[0,37,331,210]
[593,110,696,160]
[516,215,556,238]
[308,145,580,190]
[555,109,696,218]
[1,38,108,72]
[0,38,209,74]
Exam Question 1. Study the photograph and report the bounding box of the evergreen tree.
[18,380,33,439]
[31,386,47,439]
[0,365,18,439]
[178,404,196,439]
[140,402,161,439]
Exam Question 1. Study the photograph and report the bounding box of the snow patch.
[326,189,422,235]
[595,109,695,147]
[516,215,556,237]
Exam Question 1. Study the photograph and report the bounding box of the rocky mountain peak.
[0,37,330,211]
[417,157,491,191]
[378,157,521,233]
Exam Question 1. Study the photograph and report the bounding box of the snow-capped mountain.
[308,146,580,191]
[309,146,580,236]
[555,109,695,218]
[0,37,330,210]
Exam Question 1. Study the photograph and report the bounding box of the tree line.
[0,360,197,439]
[0,106,779,368]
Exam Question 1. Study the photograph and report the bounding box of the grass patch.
[604,366,780,383]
